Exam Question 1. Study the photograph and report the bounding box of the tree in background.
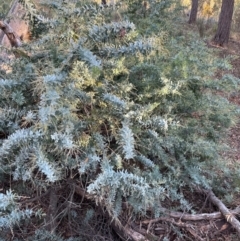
[188,0,199,23]
[213,0,234,46]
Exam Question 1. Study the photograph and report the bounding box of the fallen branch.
[141,206,240,224]
[20,188,51,204]
[72,183,240,240]
[72,182,150,241]
[0,21,22,47]
[123,227,150,241]
[207,190,240,237]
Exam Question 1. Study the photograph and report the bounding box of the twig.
[151,217,204,241]
[153,217,193,228]
[20,188,51,204]
[197,191,210,214]
[45,187,59,233]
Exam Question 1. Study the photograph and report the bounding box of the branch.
[208,190,240,237]
[0,21,22,47]
[20,188,51,204]
[72,183,240,239]
[141,206,240,224]
[124,227,150,241]
[45,187,59,233]
[110,221,151,241]
[72,182,150,241]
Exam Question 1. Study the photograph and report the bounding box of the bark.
[213,0,234,46]
[188,0,199,24]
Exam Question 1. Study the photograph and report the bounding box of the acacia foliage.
[0,0,12,19]
[0,0,240,240]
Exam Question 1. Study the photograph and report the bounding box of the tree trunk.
[188,0,199,24]
[0,0,17,45]
[0,0,29,47]
[0,21,22,47]
[212,0,234,46]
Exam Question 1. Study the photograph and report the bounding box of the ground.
[214,38,240,240]
[220,38,240,162]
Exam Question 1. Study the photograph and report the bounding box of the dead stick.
[123,227,150,241]
[0,21,22,47]
[73,184,240,239]
[73,183,150,241]
[208,190,240,237]
[74,184,240,224]
[141,206,240,224]
[45,187,59,233]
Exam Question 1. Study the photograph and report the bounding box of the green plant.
[0,0,239,240]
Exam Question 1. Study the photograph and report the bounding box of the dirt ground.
[219,38,240,162]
